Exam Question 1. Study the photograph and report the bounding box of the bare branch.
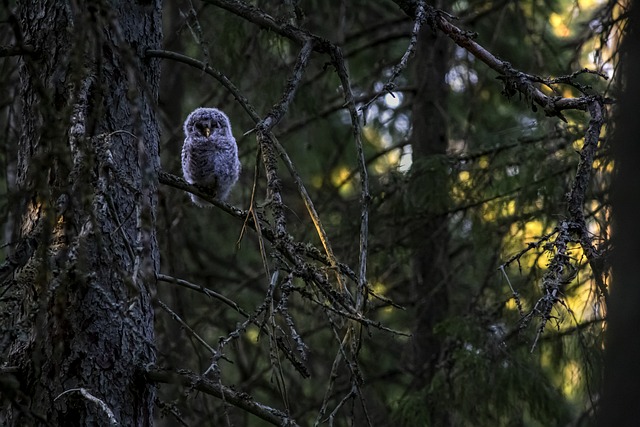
[393,1,611,119]
[145,368,300,427]
[144,49,260,121]
[329,46,371,312]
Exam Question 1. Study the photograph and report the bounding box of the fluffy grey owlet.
[181,107,241,206]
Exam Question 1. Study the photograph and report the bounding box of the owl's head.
[183,107,232,139]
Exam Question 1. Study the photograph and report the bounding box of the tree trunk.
[1,1,162,425]
[600,2,640,425]
[408,8,451,393]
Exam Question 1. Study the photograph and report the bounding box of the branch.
[144,49,260,121]
[145,368,300,427]
[392,1,611,120]
[261,40,315,131]
[157,170,359,283]
[361,1,426,116]
[201,0,333,53]
[157,273,311,378]
[567,100,609,302]
[329,46,371,312]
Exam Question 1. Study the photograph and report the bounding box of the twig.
[261,40,315,131]
[157,273,249,316]
[144,49,260,121]
[55,388,119,426]
[157,299,224,361]
[499,265,524,317]
[361,0,426,118]
[329,46,370,313]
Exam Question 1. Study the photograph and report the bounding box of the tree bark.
[408,7,451,392]
[1,1,162,425]
[599,2,640,425]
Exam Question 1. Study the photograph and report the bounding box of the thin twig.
[157,299,224,361]
[55,388,119,426]
[361,0,426,118]
[329,46,370,313]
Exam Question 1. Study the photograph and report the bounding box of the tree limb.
[145,368,300,426]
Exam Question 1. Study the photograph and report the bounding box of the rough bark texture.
[408,10,451,390]
[1,1,162,425]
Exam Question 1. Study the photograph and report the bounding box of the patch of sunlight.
[245,325,260,344]
[536,252,550,269]
[605,159,614,173]
[373,149,401,174]
[363,125,378,145]
[452,171,472,203]
[478,156,489,169]
[572,138,584,151]
[482,200,515,222]
[523,220,545,240]
[578,0,603,8]
[503,220,554,270]
[451,185,466,204]
[505,298,519,311]
[593,158,603,169]
[331,166,355,197]
[482,202,498,222]
[311,174,323,189]
[505,200,516,217]
[549,12,571,37]
[561,361,582,400]
[371,281,387,295]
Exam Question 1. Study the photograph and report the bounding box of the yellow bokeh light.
[478,156,489,169]
[371,281,387,295]
[561,361,582,399]
[549,12,571,38]
[245,325,260,344]
[331,166,355,196]
[482,199,516,222]
[505,298,519,311]
[572,138,584,151]
[373,149,401,174]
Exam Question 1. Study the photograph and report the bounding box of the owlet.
[181,107,241,206]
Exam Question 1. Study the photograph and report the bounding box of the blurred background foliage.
[1,0,623,425]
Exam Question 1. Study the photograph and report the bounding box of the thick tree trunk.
[408,9,451,391]
[1,1,162,425]
[600,2,640,425]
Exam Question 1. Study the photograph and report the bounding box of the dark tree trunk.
[408,8,452,391]
[599,2,640,425]
[1,1,162,425]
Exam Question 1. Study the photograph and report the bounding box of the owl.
[181,107,241,206]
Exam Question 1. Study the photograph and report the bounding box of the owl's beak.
[204,127,211,137]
